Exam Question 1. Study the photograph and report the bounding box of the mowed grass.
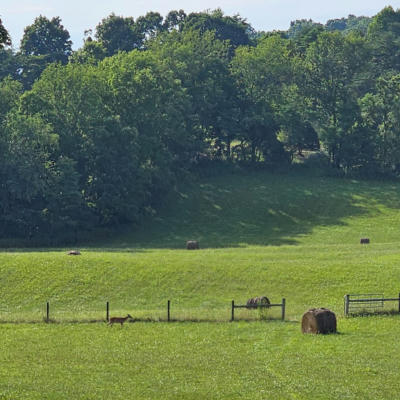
[1,319,400,400]
[1,170,400,399]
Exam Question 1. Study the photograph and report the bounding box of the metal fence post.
[398,293,400,314]
[281,298,286,321]
[46,302,49,323]
[344,294,350,316]
[167,300,170,322]
[231,300,235,322]
[106,301,109,322]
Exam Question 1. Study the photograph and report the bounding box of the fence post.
[344,294,350,316]
[281,298,286,321]
[398,293,400,314]
[231,300,235,322]
[167,300,170,322]
[46,302,49,323]
[106,301,109,322]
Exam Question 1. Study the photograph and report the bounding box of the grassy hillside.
[108,169,400,248]
[1,169,400,399]
[1,170,400,321]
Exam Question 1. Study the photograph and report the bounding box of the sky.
[2,0,400,50]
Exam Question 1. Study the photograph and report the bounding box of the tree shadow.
[93,170,400,250]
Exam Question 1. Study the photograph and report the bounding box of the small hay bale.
[360,238,370,244]
[186,240,199,250]
[301,308,337,334]
[246,296,270,309]
[67,250,81,255]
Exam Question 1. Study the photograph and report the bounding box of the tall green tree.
[304,31,371,166]
[20,52,196,225]
[95,13,143,56]
[182,9,252,53]
[70,37,107,64]
[367,6,400,73]
[136,12,165,39]
[232,35,293,163]
[326,15,371,35]
[20,16,72,63]
[359,73,400,173]
[278,84,319,158]
[163,10,186,31]
[0,18,11,48]
[21,62,137,225]
[149,29,236,159]
[0,111,61,238]
[0,77,22,120]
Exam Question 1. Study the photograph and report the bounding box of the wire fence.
[2,293,400,324]
[0,299,286,324]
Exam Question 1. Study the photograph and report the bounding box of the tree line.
[0,7,399,241]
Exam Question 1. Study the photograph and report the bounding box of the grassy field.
[1,170,400,399]
[2,319,400,400]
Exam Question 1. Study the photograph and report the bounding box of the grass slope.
[1,169,400,399]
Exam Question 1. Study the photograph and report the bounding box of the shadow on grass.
[0,317,298,325]
[0,319,106,324]
[346,309,400,318]
[88,171,400,250]
[3,170,400,250]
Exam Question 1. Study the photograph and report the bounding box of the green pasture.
[1,170,400,399]
[1,319,400,400]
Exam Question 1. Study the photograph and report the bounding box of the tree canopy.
[1,7,400,242]
[0,18,11,48]
[20,16,72,62]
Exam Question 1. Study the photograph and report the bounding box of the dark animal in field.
[186,240,199,250]
[301,308,337,334]
[108,314,133,326]
[360,238,370,244]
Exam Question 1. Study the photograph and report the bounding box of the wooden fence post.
[46,302,49,323]
[281,298,286,321]
[231,300,235,322]
[106,301,109,322]
[167,300,170,322]
[344,294,350,316]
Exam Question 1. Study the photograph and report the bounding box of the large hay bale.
[301,308,337,334]
[360,238,370,244]
[246,296,270,308]
[186,240,199,250]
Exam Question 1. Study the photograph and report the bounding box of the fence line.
[5,299,287,324]
[344,293,400,315]
[10,292,400,324]
[231,298,286,321]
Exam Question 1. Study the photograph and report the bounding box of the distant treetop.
[0,17,11,49]
[20,15,72,62]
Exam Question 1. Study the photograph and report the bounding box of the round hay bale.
[67,250,81,256]
[246,297,256,308]
[301,308,337,334]
[257,296,270,306]
[360,238,370,244]
[186,240,199,250]
[246,296,270,308]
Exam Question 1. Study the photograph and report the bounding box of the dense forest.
[0,7,400,241]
